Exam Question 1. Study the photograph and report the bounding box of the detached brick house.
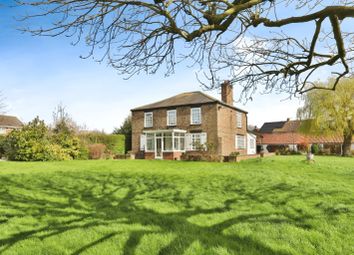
[131,82,256,160]
[0,115,22,135]
[257,119,354,153]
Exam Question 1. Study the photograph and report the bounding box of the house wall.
[131,104,219,156]
[216,104,248,156]
[247,133,257,155]
[0,127,18,135]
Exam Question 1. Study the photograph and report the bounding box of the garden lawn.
[0,156,353,255]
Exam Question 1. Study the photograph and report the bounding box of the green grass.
[0,156,353,255]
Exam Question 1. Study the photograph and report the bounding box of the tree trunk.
[342,129,353,156]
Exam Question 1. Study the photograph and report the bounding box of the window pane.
[164,134,172,151]
[237,112,242,128]
[250,138,255,149]
[146,134,155,151]
[144,112,153,127]
[191,108,201,124]
[167,110,177,126]
[180,137,185,150]
[191,133,201,150]
[174,137,179,150]
[236,135,245,149]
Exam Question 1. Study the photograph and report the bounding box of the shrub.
[79,132,125,155]
[298,143,309,152]
[229,151,240,157]
[2,117,88,161]
[0,135,6,158]
[88,144,107,159]
[47,144,72,161]
[106,134,125,154]
[3,117,55,161]
[311,144,320,154]
[113,115,132,153]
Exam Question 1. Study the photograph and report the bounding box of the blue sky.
[0,1,321,132]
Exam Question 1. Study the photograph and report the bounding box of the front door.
[155,137,163,159]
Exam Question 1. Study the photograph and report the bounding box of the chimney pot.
[221,80,233,105]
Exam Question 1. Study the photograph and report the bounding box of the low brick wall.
[236,153,275,162]
[133,151,275,161]
[163,152,183,160]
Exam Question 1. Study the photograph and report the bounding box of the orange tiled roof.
[258,119,352,145]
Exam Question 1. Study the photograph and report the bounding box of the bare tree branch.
[14,0,354,98]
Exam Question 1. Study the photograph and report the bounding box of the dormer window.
[144,112,153,128]
[167,110,177,126]
[190,107,201,125]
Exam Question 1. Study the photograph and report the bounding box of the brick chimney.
[221,80,233,105]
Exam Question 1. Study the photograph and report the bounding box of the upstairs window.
[144,112,153,128]
[167,110,177,126]
[235,134,246,149]
[236,112,243,128]
[190,107,201,125]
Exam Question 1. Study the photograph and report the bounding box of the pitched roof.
[258,119,354,144]
[273,120,302,133]
[0,115,23,128]
[259,121,285,133]
[258,132,349,145]
[131,91,247,113]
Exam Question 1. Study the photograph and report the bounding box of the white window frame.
[145,133,155,152]
[191,133,201,150]
[187,132,207,151]
[167,109,177,126]
[190,107,201,125]
[236,112,243,128]
[144,112,153,128]
[250,137,255,149]
[235,134,246,150]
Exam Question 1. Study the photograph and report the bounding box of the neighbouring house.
[0,115,23,135]
[257,119,354,154]
[131,82,256,160]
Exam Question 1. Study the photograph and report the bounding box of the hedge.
[79,132,125,154]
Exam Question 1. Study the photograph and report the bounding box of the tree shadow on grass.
[0,171,349,255]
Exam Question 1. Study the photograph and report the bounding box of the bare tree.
[52,103,79,134]
[15,0,354,98]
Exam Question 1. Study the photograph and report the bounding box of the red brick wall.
[216,104,248,156]
[131,104,219,154]
[131,102,248,157]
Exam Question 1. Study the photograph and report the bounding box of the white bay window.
[140,130,186,153]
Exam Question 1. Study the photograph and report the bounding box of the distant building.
[257,119,354,154]
[0,115,23,135]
